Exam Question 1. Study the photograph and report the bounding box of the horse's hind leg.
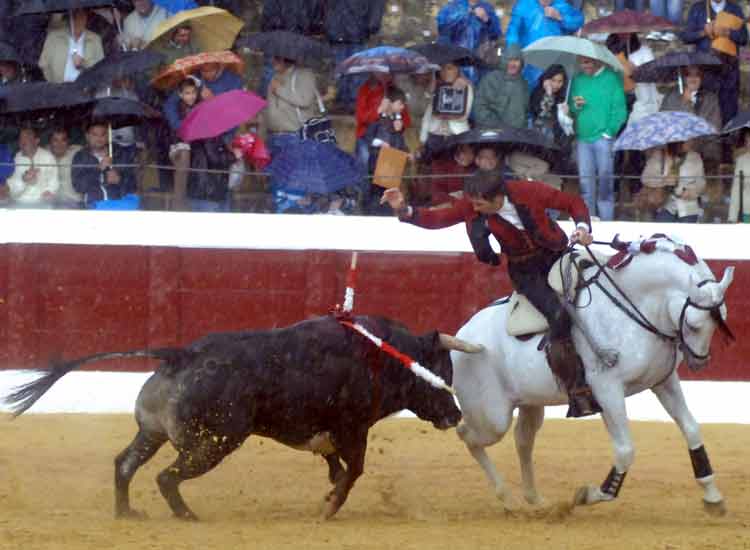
[574,386,633,508]
[457,402,516,510]
[115,429,167,519]
[651,371,725,516]
[514,405,545,505]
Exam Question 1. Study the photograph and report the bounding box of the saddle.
[505,248,613,338]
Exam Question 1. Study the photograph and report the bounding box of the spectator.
[0,60,20,86]
[505,0,583,88]
[640,141,705,222]
[568,56,627,221]
[44,127,83,208]
[97,77,142,176]
[682,0,747,126]
[264,57,320,157]
[7,127,60,208]
[475,145,502,173]
[473,44,529,130]
[186,137,235,211]
[615,0,646,13]
[0,143,14,202]
[120,0,169,51]
[528,64,574,166]
[323,0,387,113]
[354,73,412,170]
[39,9,105,83]
[72,121,136,207]
[154,24,198,67]
[437,0,502,86]
[259,0,324,98]
[660,66,722,166]
[165,77,202,210]
[164,62,244,135]
[729,129,750,223]
[418,143,476,205]
[419,63,473,162]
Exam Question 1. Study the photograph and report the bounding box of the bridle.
[576,246,733,364]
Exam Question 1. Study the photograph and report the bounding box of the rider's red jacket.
[403,179,591,260]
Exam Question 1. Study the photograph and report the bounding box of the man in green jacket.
[568,56,626,221]
[473,44,529,129]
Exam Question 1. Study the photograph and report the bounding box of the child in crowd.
[166,76,201,210]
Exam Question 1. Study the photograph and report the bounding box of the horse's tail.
[4,348,188,417]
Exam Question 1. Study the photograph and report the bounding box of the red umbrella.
[581,10,676,35]
[177,89,267,142]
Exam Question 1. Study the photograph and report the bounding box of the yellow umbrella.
[146,6,244,54]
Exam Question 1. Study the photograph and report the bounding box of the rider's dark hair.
[463,169,505,200]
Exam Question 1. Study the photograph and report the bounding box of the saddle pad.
[506,292,549,336]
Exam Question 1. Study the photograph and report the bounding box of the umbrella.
[581,10,677,35]
[153,0,198,12]
[722,111,750,135]
[522,36,624,78]
[632,51,722,83]
[89,96,160,128]
[335,46,439,77]
[13,0,115,16]
[76,50,165,90]
[0,81,91,115]
[613,111,717,151]
[409,43,483,67]
[151,50,244,90]
[146,6,244,54]
[269,141,364,195]
[177,89,267,142]
[438,127,559,156]
[0,42,23,65]
[240,31,333,68]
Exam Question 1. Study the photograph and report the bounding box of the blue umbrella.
[269,141,364,195]
[335,46,439,77]
[614,111,717,151]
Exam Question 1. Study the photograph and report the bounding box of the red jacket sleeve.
[516,180,592,230]
[403,197,474,230]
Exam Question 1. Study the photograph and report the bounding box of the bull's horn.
[439,333,484,353]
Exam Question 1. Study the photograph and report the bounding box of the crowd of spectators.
[0,0,748,223]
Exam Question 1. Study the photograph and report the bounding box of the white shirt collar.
[711,0,726,13]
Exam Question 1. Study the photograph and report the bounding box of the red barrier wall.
[0,243,747,380]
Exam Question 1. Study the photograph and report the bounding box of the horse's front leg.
[651,371,726,516]
[573,383,633,508]
[514,405,545,505]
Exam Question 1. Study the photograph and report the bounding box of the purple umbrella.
[177,90,267,142]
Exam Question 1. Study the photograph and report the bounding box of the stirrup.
[566,386,602,418]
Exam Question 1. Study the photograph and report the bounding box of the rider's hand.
[380,188,406,211]
[571,226,593,246]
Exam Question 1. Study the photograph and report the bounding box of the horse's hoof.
[573,486,589,507]
[703,499,727,517]
[116,509,148,520]
[523,492,545,507]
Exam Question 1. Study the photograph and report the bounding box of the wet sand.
[1,415,748,550]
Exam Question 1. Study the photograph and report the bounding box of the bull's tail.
[4,348,188,417]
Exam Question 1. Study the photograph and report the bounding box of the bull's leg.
[514,405,545,505]
[574,385,633,507]
[324,454,345,485]
[323,430,367,519]
[456,402,515,510]
[651,371,725,516]
[156,438,239,520]
[114,429,167,519]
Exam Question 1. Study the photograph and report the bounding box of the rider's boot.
[547,337,601,418]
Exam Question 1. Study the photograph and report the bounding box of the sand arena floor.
[0,414,748,550]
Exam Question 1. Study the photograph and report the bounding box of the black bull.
[5,315,467,520]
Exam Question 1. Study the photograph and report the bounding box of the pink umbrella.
[177,89,267,142]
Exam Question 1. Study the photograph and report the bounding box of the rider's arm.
[525,180,592,231]
[401,198,474,230]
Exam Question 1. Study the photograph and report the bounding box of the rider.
[381,168,600,417]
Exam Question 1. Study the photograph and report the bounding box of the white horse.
[451,237,735,515]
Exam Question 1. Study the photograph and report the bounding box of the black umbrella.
[439,127,559,156]
[76,50,165,90]
[240,31,333,68]
[632,51,722,83]
[410,42,483,67]
[0,42,23,65]
[14,0,115,16]
[89,96,159,128]
[0,81,92,128]
[721,111,750,135]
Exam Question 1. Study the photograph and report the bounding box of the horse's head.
[670,266,735,371]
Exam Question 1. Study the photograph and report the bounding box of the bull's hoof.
[703,499,727,517]
[322,495,341,520]
[115,508,149,520]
